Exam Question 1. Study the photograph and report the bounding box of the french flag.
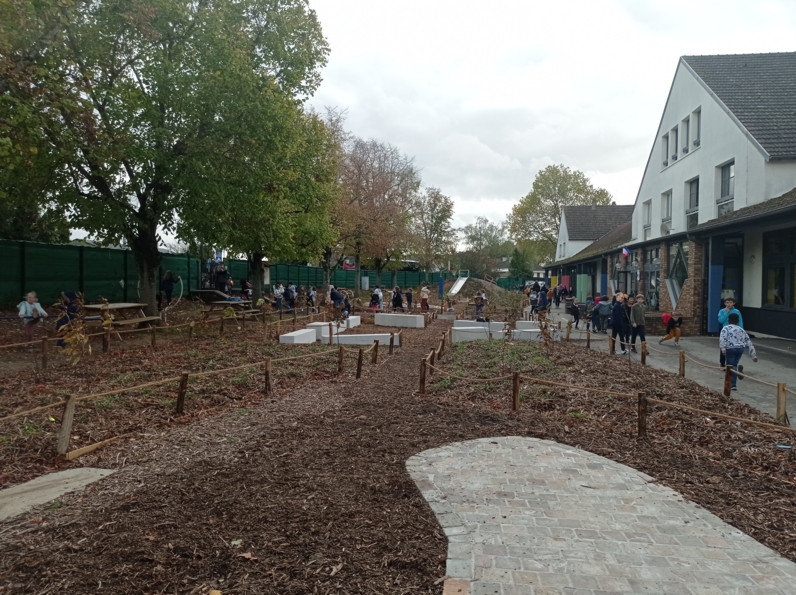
[622,247,630,258]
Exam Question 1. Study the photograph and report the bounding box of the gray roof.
[555,221,632,266]
[562,205,634,241]
[682,52,796,159]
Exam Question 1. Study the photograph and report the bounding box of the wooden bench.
[111,316,161,327]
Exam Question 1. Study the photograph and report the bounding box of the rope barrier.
[0,348,340,421]
[643,344,682,356]
[425,363,511,383]
[683,357,726,371]
[517,375,634,398]
[646,397,796,434]
[730,368,779,388]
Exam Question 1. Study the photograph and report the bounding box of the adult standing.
[611,293,629,354]
[406,287,413,311]
[718,297,743,368]
[597,295,612,333]
[392,286,404,312]
[215,265,229,293]
[554,285,561,309]
[629,294,648,354]
[160,270,175,308]
[532,280,540,293]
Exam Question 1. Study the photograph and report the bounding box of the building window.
[717,161,735,216]
[662,134,669,167]
[762,229,796,310]
[686,178,699,230]
[643,200,651,240]
[682,117,690,153]
[671,127,678,161]
[644,247,660,311]
[764,267,786,306]
[693,108,701,146]
[662,192,672,223]
[666,242,689,309]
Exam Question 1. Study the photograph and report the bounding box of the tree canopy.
[0,0,329,313]
[507,165,612,263]
[411,187,457,272]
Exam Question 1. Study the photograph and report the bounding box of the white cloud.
[307,0,796,227]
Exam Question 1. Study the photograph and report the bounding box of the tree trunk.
[375,262,382,287]
[248,252,265,303]
[128,220,161,317]
[354,244,362,298]
[391,270,397,288]
[321,247,333,293]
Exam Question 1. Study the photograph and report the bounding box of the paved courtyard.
[407,437,796,595]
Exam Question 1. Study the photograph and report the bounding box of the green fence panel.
[25,243,81,306]
[83,246,126,302]
[226,259,249,284]
[0,240,22,306]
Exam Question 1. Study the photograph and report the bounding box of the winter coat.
[611,302,628,328]
[630,303,646,326]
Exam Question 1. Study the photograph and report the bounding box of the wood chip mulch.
[0,325,794,595]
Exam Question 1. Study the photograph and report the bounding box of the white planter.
[374,313,425,328]
[515,320,540,330]
[511,329,542,341]
[279,329,317,344]
[306,321,343,340]
[453,320,506,332]
[334,333,400,346]
[345,316,361,329]
[452,327,506,343]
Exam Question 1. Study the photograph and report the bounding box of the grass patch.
[568,412,589,420]
[22,423,42,435]
[95,394,123,411]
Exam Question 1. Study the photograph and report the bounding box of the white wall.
[631,60,796,242]
[743,230,763,308]
[554,211,591,262]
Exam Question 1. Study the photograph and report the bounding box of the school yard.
[0,297,795,594]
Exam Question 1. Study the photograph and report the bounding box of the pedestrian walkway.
[407,437,796,595]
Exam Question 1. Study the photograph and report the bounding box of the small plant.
[22,423,42,435]
[95,395,122,411]
[431,377,453,391]
[568,412,588,420]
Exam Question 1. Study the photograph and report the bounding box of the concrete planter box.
[511,329,541,341]
[306,321,344,341]
[334,333,400,346]
[279,329,317,344]
[453,320,506,332]
[515,320,540,330]
[374,313,425,328]
[452,327,507,343]
[345,316,361,329]
[437,314,458,321]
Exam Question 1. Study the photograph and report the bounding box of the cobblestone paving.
[406,437,796,595]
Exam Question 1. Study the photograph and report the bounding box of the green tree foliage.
[0,200,69,243]
[412,187,457,272]
[508,241,544,278]
[458,216,512,278]
[508,165,612,262]
[0,0,329,314]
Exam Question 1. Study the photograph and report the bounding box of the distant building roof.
[562,205,634,241]
[682,52,796,159]
[553,221,632,266]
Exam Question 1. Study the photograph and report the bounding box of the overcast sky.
[306,0,796,229]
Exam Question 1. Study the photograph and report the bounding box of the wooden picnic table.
[83,303,160,328]
[202,300,259,321]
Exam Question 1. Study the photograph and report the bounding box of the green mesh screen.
[0,240,22,306]
[83,247,126,302]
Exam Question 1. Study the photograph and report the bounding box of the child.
[406,287,413,311]
[570,297,580,329]
[630,294,647,354]
[18,291,48,343]
[611,293,629,354]
[585,295,595,332]
[659,311,682,346]
[719,312,757,391]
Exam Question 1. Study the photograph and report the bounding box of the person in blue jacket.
[610,293,629,354]
[718,297,743,367]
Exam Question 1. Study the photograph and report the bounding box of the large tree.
[339,137,420,294]
[457,216,512,278]
[0,201,69,243]
[507,165,612,262]
[412,187,457,272]
[0,0,329,314]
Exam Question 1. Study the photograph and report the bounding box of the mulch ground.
[0,321,794,595]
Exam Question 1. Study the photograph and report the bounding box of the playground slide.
[448,276,469,296]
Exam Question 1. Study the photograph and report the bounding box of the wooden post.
[723,365,733,397]
[57,396,76,455]
[264,358,272,394]
[276,319,280,341]
[220,316,225,336]
[262,309,267,324]
[41,338,48,368]
[328,323,334,346]
[608,335,614,355]
[420,357,427,395]
[586,328,591,349]
[103,327,111,353]
[279,309,283,321]
[241,312,246,330]
[310,312,314,323]
[176,372,188,414]
[372,340,379,364]
[679,350,686,377]
[512,371,520,412]
[565,325,571,342]
[429,349,435,377]
[356,348,364,379]
[776,383,789,425]
[558,320,561,330]
[338,346,344,373]
[389,333,395,355]
[188,323,194,341]
[151,326,157,348]
[641,342,647,366]
[637,392,647,438]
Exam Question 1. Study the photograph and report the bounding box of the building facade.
[548,52,796,339]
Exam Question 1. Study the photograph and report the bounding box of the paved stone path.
[407,437,796,595]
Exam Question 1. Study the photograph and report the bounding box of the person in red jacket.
[659,311,682,346]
